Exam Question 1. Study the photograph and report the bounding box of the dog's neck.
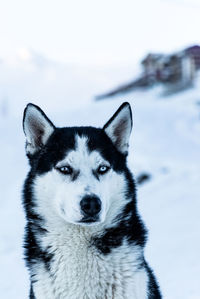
[31,215,146,299]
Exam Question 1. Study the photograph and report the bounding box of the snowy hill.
[0,57,200,298]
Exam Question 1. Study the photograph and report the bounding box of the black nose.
[80,195,101,217]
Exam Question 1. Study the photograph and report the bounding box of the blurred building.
[96,45,200,99]
[141,48,196,85]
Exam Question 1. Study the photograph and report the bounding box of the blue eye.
[97,165,110,175]
[57,166,73,175]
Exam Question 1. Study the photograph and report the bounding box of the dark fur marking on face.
[71,170,80,181]
[26,126,126,175]
[92,170,100,180]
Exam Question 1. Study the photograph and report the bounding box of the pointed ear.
[23,103,55,156]
[103,102,132,155]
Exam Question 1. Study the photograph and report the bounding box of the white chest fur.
[32,225,148,299]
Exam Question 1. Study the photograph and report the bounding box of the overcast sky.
[0,0,200,66]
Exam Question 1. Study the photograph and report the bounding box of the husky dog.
[22,102,161,299]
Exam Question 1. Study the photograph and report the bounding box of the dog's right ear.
[103,102,132,155]
[23,103,55,157]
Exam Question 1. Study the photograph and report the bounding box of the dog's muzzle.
[80,195,101,223]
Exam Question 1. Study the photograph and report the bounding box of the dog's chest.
[34,229,144,299]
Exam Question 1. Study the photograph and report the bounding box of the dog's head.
[23,103,133,227]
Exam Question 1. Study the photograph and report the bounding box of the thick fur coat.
[22,102,161,298]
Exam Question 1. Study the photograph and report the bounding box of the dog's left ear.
[103,102,132,155]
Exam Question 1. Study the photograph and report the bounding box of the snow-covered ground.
[0,56,200,298]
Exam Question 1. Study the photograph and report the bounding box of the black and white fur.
[22,102,161,299]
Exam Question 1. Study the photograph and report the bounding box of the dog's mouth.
[79,216,100,225]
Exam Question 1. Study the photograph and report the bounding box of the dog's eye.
[97,165,110,175]
[57,166,73,175]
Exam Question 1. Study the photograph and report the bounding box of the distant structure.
[96,45,200,99]
[185,45,200,69]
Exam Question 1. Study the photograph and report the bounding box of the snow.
[0,57,200,299]
[1,0,200,66]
